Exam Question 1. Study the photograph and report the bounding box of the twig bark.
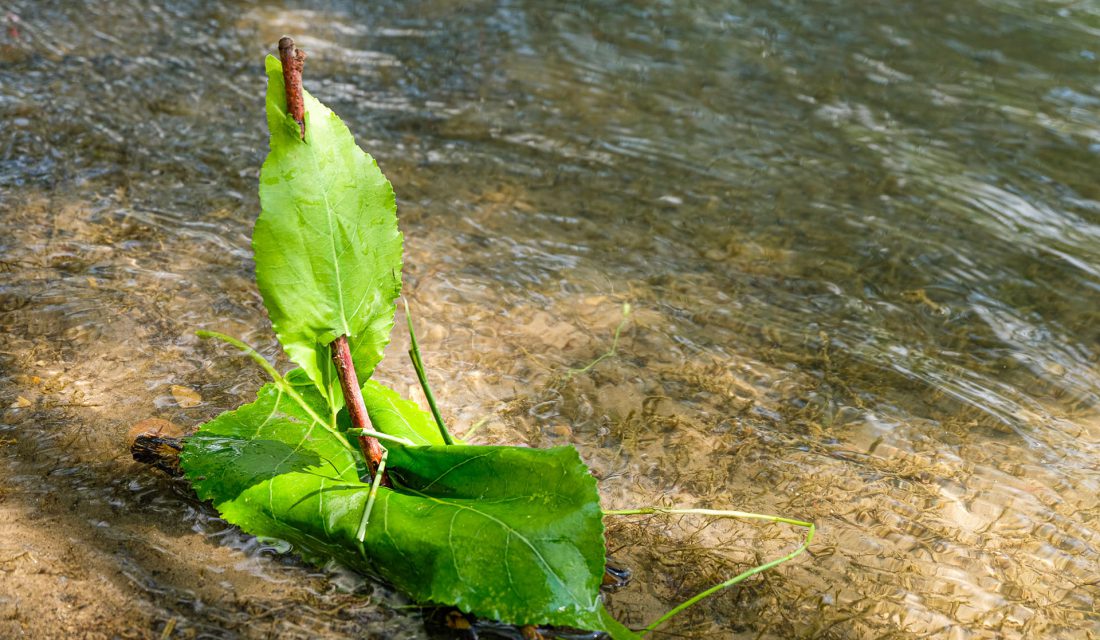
[331,335,388,483]
[278,36,307,139]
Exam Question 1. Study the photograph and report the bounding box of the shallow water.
[2,1,1099,638]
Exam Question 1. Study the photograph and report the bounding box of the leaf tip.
[264,53,282,74]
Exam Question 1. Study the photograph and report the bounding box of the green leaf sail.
[255,55,403,399]
[360,380,459,446]
[181,383,636,638]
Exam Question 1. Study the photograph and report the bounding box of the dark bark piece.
[601,563,632,591]
[130,431,184,477]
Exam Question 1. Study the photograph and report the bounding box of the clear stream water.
[2,1,1099,638]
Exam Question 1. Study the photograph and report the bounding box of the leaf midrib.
[304,135,351,338]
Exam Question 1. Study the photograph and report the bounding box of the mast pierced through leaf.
[274,36,386,482]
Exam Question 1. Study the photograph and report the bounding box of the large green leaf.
[377,443,605,627]
[360,380,458,446]
[180,378,636,639]
[255,55,403,399]
[179,376,370,568]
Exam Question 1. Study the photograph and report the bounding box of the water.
[2,1,1099,638]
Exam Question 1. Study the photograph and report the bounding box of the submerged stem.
[404,299,455,445]
[462,415,490,440]
[197,330,285,383]
[603,507,811,529]
[604,507,814,634]
[565,302,631,379]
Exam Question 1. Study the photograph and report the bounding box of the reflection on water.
[2,0,1099,638]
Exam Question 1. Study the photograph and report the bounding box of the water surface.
[2,1,1099,638]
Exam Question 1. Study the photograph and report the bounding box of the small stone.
[170,385,202,408]
[127,418,185,443]
[11,396,31,409]
[547,425,572,438]
[0,597,18,620]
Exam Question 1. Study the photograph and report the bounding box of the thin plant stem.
[462,415,490,440]
[566,302,631,379]
[603,507,811,529]
[196,330,356,455]
[197,330,285,383]
[357,448,389,542]
[403,299,454,445]
[348,429,415,447]
[604,507,814,635]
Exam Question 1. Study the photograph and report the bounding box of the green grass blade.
[403,299,454,445]
[603,507,814,634]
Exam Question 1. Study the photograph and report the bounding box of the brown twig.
[278,36,307,139]
[331,335,388,484]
